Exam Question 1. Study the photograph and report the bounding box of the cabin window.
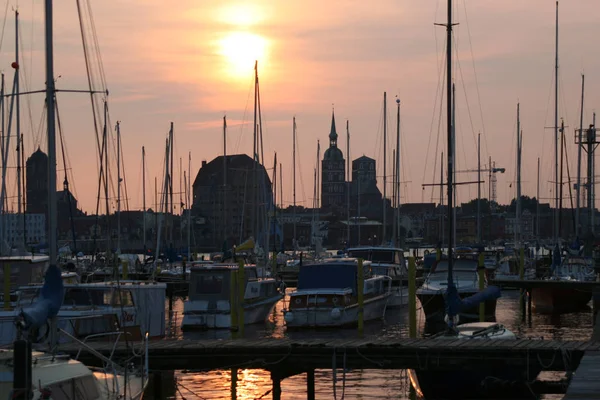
[63,288,111,307]
[112,289,134,307]
[193,274,224,295]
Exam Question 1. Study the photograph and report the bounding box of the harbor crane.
[456,156,505,210]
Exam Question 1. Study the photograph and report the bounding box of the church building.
[321,111,346,211]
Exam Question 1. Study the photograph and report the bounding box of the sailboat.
[409,1,540,398]
[1,1,148,398]
[530,2,595,314]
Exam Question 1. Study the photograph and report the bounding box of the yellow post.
[436,247,441,261]
[357,258,364,337]
[3,263,10,311]
[237,260,245,337]
[409,257,416,338]
[230,270,238,335]
[122,260,128,280]
[519,247,525,320]
[478,253,485,322]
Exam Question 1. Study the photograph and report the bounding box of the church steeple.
[329,109,338,147]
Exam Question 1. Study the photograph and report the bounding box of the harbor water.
[143,289,593,399]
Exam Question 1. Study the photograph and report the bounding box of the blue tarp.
[20,264,64,330]
[297,263,357,294]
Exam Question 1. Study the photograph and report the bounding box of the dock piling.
[271,372,282,400]
[357,258,364,337]
[478,253,485,322]
[307,369,315,400]
[231,368,238,400]
[122,260,128,280]
[409,256,416,338]
[519,247,526,321]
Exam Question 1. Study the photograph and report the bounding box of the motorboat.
[181,264,283,329]
[409,322,541,399]
[493,255,536,283]
[283,258,392,328]
[347,247,408,307]
[532,255,595,314]
[0,280,166,345]
[417,257,497,323]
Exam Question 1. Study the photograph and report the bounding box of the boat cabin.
[347,247,406,278]
[188,264,279,305]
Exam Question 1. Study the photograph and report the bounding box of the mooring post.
[231,368,238,400]
[122,260,128,280]
[436,247,441,261]
[519,247,526,321]
[152,371,163,399]
[237,260,245,337]
[478,252,485,322]
[12,339,31,400]
[4,263,10,310]
[357,258,364,337]
[409,256,416,338]
[307,369,315,400]
[527,289,533,324]
[182,258,187,281]
[230,270,238,336]
[168,286,173,312]
[593,287,600,341]
[271,372,282,400]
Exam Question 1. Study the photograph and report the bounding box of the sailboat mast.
[187,151,192,260]
[223,115,227,245]
[45,0,58,266]
[116,121,121,253]
[553,0,559,245]
[293,117,296,244]
[445,0,455,302]
[536,157,540,240]
[452,83,456,250]
[252,61,258,242]
[15,10,22,247]
[142,146,146,262]
[440,152,444,246]
[346,120,350,246]
[516,103,522,247]
[396,98,401,246]
[477,133,481,244]
[383,91,387,244]
[592,112,597,234]
[169,122,174,245]
[576,74,585,237]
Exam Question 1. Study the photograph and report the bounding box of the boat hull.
[417,292,497,323]
[181,295,282,330]
[409,366,540,399]
[387,287,408,308]
[284,294,389,328]
[532,287,592,314]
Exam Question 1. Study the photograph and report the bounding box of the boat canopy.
[297,262,362,294]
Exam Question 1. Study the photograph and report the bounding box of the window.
[192,274,224,295]
[112,289,134,307]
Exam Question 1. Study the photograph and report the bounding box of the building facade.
[1,213,46,247]
[192,154,273,250]
[26,147,48,217]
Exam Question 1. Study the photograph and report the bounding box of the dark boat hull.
[417,292,497,323]
[409,366,541,399]
[532,286,592,314]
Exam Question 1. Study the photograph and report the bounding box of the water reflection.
[155,289,591,399]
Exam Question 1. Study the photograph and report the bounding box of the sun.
[218,32,268,80]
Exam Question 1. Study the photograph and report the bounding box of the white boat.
[0,280,166,345]
[409,322,540,399]
[417,257,497,323]
[283,259,392,328]
[181,264,283,329]
[347,247,408,307]
[494,255,536,282]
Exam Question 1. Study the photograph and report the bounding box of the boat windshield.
[348,249,397,263]
[432,259,477,273]
[190,272,225,299]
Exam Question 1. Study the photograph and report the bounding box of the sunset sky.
[3,0,600,214]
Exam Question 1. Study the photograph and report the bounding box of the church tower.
[321,110,345,210]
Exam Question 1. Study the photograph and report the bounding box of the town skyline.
[1,1,599,215]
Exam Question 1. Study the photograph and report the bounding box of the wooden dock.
[564,351,600,399]
[60,337,599,374]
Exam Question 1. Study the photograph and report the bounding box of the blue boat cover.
[297,263,357,294]
[20,264,64,330]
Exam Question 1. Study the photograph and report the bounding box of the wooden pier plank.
[564,351,600,399]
